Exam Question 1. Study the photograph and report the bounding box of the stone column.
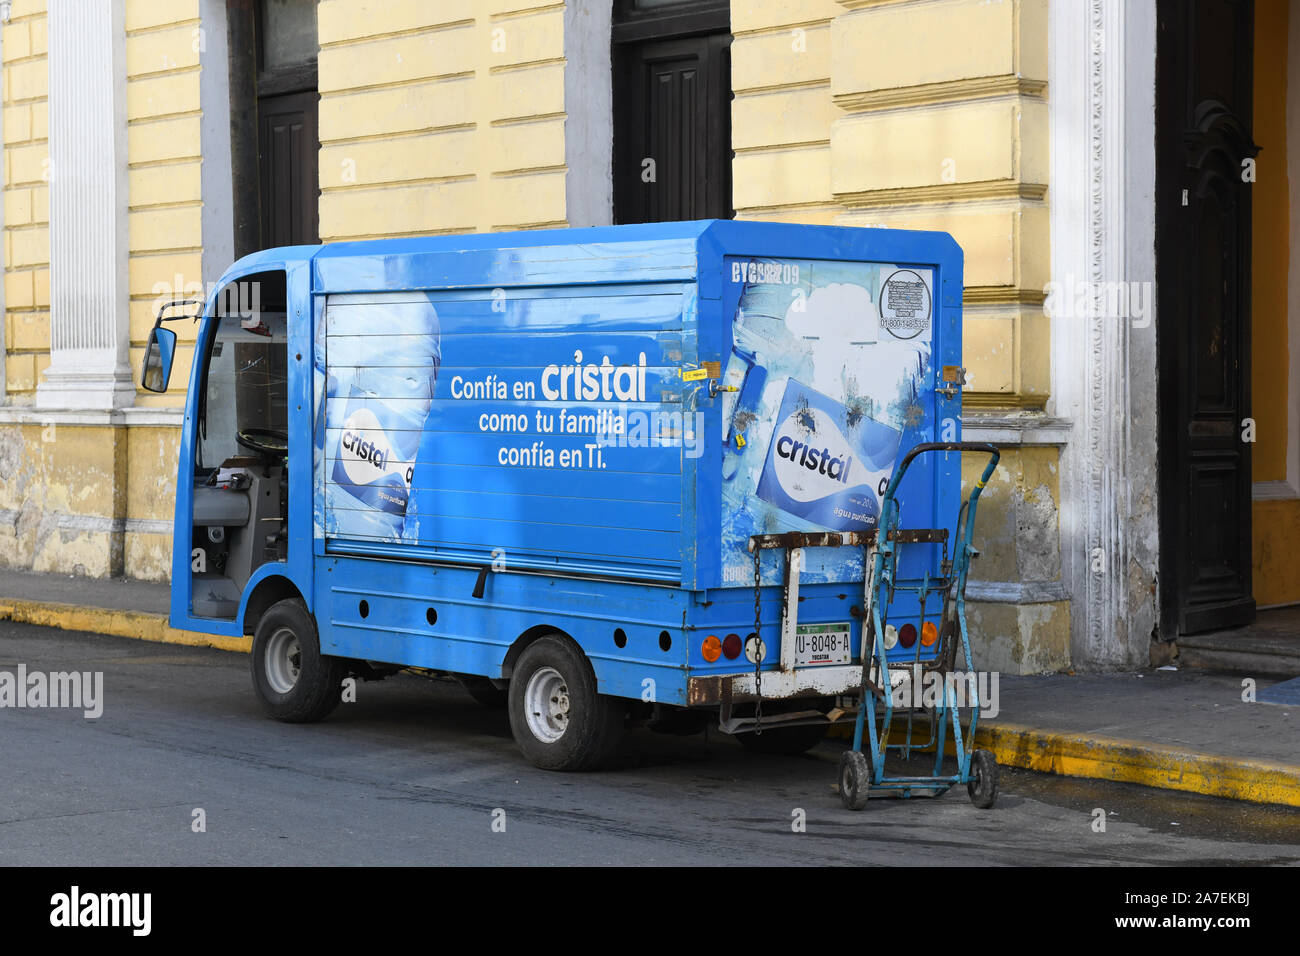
[1049,0,1159,667]
[37,0,133,409]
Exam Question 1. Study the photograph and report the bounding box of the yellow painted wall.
[727,0,1063,669]
[731,0,1049,408]
[1251,0,1299,606]
[126,0,202,410]
[317,0,568,240]
[830,0,1050,410]
[118,0,206,577]
[731,0,842,224]
[0,1,200,579]
[3,0,48,404]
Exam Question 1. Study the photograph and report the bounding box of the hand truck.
[838,441,1002,810]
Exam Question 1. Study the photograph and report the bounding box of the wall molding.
[564,0,612,228]
[0,510,172,536]
[0,406,183,427]
[199,0,234,289]
[1253,479,1300,501]
[967,579,1069,604]
[833,76,1046,114]
[1049,0,1159,667]
[837,180,1047,209]
[962,414,1072,446]
[1258,7,1300,504]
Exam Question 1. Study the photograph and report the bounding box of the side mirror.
[141,326,177,393]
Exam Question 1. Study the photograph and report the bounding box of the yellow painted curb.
[978,722,1300,809]
[0,598,251,654]
[833,718,1300,808]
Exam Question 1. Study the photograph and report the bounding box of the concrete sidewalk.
[2,567,1298,807]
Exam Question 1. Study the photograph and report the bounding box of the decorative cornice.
[0,510,172,536]
[833,76,1047,114]
[962,286,1047,306]
[962,414,1072,446]
[0,406,183,427]
[835,0,908,9]
[963,393,1048,411]
[836,180,1047,209]
[966,579,1070,605]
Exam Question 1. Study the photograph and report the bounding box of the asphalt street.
[2,619,1298,866]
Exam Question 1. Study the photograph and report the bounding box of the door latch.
[935,365,966,398]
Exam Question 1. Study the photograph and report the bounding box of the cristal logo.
[772,407,857,502]
[339,408,396,485]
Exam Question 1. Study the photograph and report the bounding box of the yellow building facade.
[2,0,1290,672]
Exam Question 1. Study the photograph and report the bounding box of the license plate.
[794,623,852,666]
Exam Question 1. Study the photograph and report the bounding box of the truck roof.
[218,219,961,298]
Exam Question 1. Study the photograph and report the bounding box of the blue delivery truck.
[140,220,971,774]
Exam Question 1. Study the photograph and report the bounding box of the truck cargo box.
[312,219,962,597]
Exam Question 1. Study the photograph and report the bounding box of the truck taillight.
[702,635,722,662]
[899,623,917,649]
[722,633,742,659]
[921,621,939,647]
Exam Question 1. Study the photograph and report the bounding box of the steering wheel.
[237,427,289,456]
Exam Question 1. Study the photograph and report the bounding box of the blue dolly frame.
[838,442,1002,810]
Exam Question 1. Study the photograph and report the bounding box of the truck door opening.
[190,270,290,619]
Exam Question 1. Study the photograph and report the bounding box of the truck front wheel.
[508,636,624,771]
[251,598,347,723]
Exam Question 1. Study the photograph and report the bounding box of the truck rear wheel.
[251,598,347,723]
[507,635,624,771]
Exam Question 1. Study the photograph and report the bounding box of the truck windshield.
[197,275,290,472]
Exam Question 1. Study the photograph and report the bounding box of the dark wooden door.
[613,31,732,222]
[257,90,319,248]
[1156,0,1257,635]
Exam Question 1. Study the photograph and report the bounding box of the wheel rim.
[264,627,302,695]
[524,666,571,743]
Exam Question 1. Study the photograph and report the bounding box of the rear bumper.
[687,664,862,706]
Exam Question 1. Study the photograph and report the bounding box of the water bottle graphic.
[755,378,903,532]
[721,345,767,482]
[328,295,441,541]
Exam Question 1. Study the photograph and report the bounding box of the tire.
[507,635,625,771]
[967,748,1000,809]
[251,598,347,723]
[737,721,829,755]
[459,675,508,709]
[839,749,873,811]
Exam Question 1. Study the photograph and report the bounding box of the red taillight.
[899,623,917,648]
[722,633,742,659]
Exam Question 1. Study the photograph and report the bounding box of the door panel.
[258,90,320,249]
[1157,0,1257,635]
[614,33,732,222]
